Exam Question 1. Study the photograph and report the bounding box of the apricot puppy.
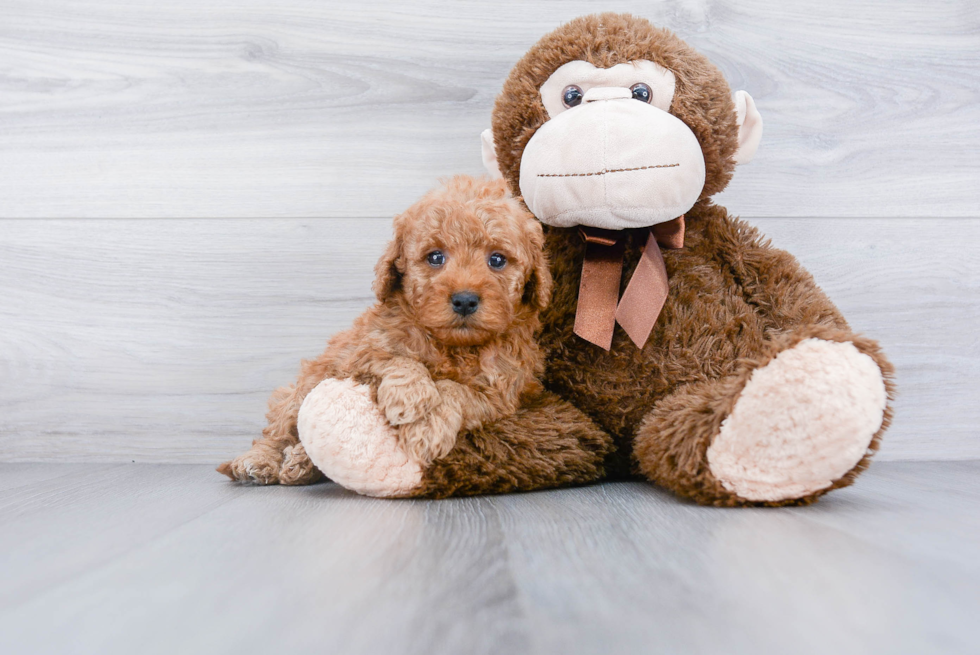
[219,176,552,484]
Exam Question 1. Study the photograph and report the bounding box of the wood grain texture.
[0,464,244,611]
[1,1,977,463]
[0,0,977,218]
[1,217,976,463]
[0,462,977,654]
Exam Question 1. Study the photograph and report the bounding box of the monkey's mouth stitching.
[538,163,679,178]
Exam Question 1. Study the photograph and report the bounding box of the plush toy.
[234,13,895,507]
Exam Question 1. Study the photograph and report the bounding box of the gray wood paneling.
[1,1,977,463]
[0,462,977,654]
[0,0,977,218]
[0,218,390,462]
[1,217,976,463]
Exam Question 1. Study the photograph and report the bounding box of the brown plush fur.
[218,176,552,484]
[528,200,897,507]
[420,13,894,504]
[413,390,614,498]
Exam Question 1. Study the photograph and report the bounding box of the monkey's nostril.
[451,291,480,317]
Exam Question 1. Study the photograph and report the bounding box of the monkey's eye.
[488,252,507,270]
[427,250,446,267]
[561,85,583,108]
[630,83,652,103]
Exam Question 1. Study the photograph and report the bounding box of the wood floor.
[1,461,977,655]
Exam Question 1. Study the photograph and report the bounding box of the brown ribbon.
[573,215,685,351]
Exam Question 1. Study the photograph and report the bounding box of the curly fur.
[218,175,552,483]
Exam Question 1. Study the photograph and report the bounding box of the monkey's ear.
[372,230,403,302]
[732,91,763,164]
[481,129,504,179]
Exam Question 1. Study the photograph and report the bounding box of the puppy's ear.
[373,218,404,302]
[521,220,553,312]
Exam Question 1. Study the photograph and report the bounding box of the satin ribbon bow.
[572,215,685,350]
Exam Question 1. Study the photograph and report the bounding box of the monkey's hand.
[375,358,441,427]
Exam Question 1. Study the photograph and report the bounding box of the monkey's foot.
[297,378,422,498]
[706,338,887,502]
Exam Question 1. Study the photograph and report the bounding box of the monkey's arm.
[718,213,849,336]
[411,390,614,498]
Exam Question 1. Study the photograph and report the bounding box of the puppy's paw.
[278,443,323,486]
[397,400,463,466]
[377,366,442,426]
[218,446,283,485]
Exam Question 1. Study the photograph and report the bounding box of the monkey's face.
[484,14,763,232]
[519,60,706,230]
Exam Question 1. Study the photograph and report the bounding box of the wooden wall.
[1,0,978,462]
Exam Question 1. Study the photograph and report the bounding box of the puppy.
[219,176,552,485]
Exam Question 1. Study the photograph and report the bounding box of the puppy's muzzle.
[451,291,480,317]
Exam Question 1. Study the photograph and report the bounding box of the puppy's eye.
[630,83,652,103]
[562,85,583,108]
[488,252,507,270]
[427,250,446,267]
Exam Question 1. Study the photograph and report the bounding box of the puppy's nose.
[451,291,480,317]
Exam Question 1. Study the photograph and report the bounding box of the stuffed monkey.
[261,13,895,506]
